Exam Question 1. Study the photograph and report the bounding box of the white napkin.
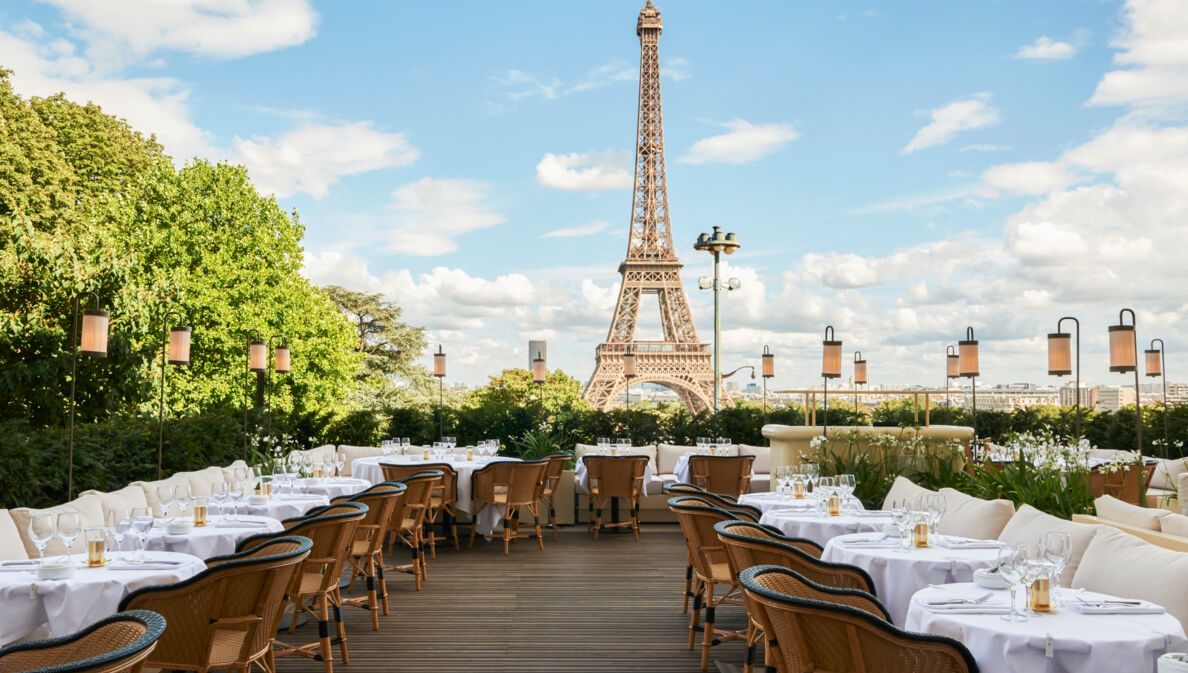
[917,587,1010,613]
[839,537,898,549]
[1066,592,1165,615]
[0,565,34,572]
[850,511,891,518]
[108,561,184,571]
[215,521,268,529]
[936,537,1006,550]
[278,494,323,501]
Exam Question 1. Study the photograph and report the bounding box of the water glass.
[174,483,191,519]
[57,511,82,561]
[106,509,131,560]
[156,484,175,522]
[84,526,106,567]
[1042,531,1072,602]
[131,507,154,562]
[28,514,55,564]
[997,544,1028,622]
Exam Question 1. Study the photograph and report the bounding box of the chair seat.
[710,561,733,583]
[297,571,329,595]
[210,624,251,667]
[647,473,678,495]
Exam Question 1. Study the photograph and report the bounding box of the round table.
[297,477,370,500]
[759,508,889,547]
[906,583,1188,673]
[742,492,868,515]
[244,494,329,521]
[117,516,285,560]
[822,533,1004,625]
[0,552,205,646]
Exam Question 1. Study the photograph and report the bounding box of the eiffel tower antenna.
[583,1,728,414]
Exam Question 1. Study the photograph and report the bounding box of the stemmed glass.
[57,512,82,563]
[801,463,820,493]
[130,507,154,562]
[924,493,947,534]
[1042,532,1071,604]
[335,453,347,479]
[28,514,55,565]
[210,482,228,519]
[173,484,191,521]
[229,479,246,521]
[156,485,175,524]
[837,474,856,510]
[106,509,131,562]
[696,437,710,454]
[889,500,911,551]
[816,477,835,514]
[997,544,1029,622]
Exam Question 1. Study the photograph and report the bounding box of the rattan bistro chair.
[668,496,749,672]
[539,452,572,540]
[0,610,166,673]
[740,565,978,673]
[714,520,874,591]
[469,460,549,554]
[380,463,459,557]
[688,455,755,498]
[332,481,406,630]
[582,455,649,540]
[118,536,312,673]
[663,482,740,503]
[238,503,367,673]
[387,470,441,590]
[666,488,764,614]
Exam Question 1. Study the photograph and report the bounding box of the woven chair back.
[667,496,742,582]
[0,609,165,673]
[344,482,406,557]
[716,519,823,558]
[472,461,549,508]
[118,536,311,672]
[740,565,977,673]
[688,455,755,498]
[663,482,738,503]
[715,520,874,593]
[380,463,455,504]
[266,503,367,598]
[540,452,572,495]
[393,470,442,533]
[582,455,649,499]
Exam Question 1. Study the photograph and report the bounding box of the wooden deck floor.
[278,525,749,673]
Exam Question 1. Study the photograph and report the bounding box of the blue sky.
[2,0,1185,392]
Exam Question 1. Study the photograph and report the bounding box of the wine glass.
[57,511,82,562]
[335,453,347,478]
[28,514,55,565]
[131,507,154,562]
[801,463,820,491]
[924,493,947,531]
[156,484,175,523]
[997,544,1028,622]
[1042,531,1072,603]
[889,500,911,551]
[210,482,228,519]
[838,474,857,510]
[229,480,246,521]
[106,509,131,562]
[173,483,191,520]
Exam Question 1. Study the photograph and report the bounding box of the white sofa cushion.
[881,476,933,510]
[998,504,1100,586]
[339,445,384,476]
[936,488,1015,539]
[130,476,191,517]
[79,485,149,516]
[739,444,770,474]
[0,510,28,561]
[10,495,106,557]
[573,444,598,460]
[749,474,771,493]
[1094,494,1168,531]
[1151,458,1188,489]
[188,466,232,497]
[1072,525,1188,627]
[657,444,691,475]
[1160,513,1188,538]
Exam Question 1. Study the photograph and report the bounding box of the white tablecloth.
[351,455,520,535]
[0,552,205,645]
[742,492,867,515]
[759,509,890,547]
[906,584,1188,673]
[298,477,370,500]
[118,516,284,560]
[574,458,654,494]
[243,494,329,521]
[822,533,1003,625]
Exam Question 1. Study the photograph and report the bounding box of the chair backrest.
[740,565,978,673]
[0,609,166,673]
[667,495,748,582]
[119,536,311,672]
[239,503,367,597]
[393,470,443,533]
[663,481,738,503]
[340,482,406,557]
[582,455,649,500]
[715,520,876,594]
[540,452,572,495]
[472,461,549,508]
[688,455,755,498]
[380,463,454,504]
[330,479,405,504]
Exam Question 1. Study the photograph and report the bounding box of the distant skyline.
[2,1,1185,392]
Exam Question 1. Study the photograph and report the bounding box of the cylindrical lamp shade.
[168,326,191,365]
[1108,325,1136,373]
[1145,349,1162,377]
[248,340,266,372]
[822,341,842,379]
[1047,332,1072,376]
[532,352,546,384]
[853,359,867,385]
[433,346,446,378]
[79,310,109,358]
[958,339,979,377]
[274,345,291,374]
[761,350,774,378]
[623,352,637,378]
[946,353,960,379]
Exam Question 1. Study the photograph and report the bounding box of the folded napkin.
[107,561,183,571]
[278,494,323,501]
[917,587,1010,613]
[215,521,269,529]
[849,511,891,518]
[0,565,34,573]
[936,537,1006,550]
[839,537,898,549]
[927,603,1011,614]
[1066,592,1165,615]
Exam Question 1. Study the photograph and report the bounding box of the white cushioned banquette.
[937,488,1015,540]
[1094,494,1169,531]
[998,504,1100,586]
[338,445,382,476]
[1072,525,1188,627]
[1160,512,1188,538]
[0,510,28,561]
[10,494,107,557]
[881,476,933,510]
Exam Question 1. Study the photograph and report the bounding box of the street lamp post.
[852,351,867,411]
[623,349,637,439]
[821,326,842,439]
[959,327,980,439]
[533,349,547,426]
[946,345,959,404]
[157,311,191,479]
[1047,317,1081,441]
[68,292,109,500]
[245,330,265,460]
[761,346,774,425]
[1109,309,1141,453]
[1145,339,1169,457]
[694,225,741,412]
[265,336,289,438]
[434,345,447,439]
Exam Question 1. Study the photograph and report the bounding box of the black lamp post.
[157,311,191,479]
[1146,338,1169,457]
[623,349,637,437]
[761,345,774,425]
[821,326,842,439]
[533,349,547,425]
[68,292,109,500]
[266,335,289,437]
[245,330,265,459]
[946,345,960,404]
[959,327,980,439]
[434,345,446,438]
[852,351,867,410]
[1109,309,1142,453]
[1047,317,1081,441]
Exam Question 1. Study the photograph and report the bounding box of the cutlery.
[1,560,39,566]
[1077,596,1142,607]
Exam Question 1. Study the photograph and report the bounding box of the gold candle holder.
[465,448,474,462]
[793,481,806,499]
[913,521,930,548]
[827,494,841,516]
[85,527,106,567]
[1029,578,1051,612]
[422,449,430,460]
[193,498,208,527]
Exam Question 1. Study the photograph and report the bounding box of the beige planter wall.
[761,424,975,472]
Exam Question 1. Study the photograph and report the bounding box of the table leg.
[611,497,621,534]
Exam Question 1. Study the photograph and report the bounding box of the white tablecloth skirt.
[117,516,285,560]
[742,492,867,515]
[759,509,890,548]
[673,454,756,486]
[574,459,653,496]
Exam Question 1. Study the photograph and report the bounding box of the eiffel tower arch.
[583,1,731,414]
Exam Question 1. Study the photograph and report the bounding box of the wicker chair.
[238,503,367,673]
[0,610,166,673]
[469,460,549,554]
[664,482,739,503]
[740,565,978,673]
[688,455,755,498]
[666,490,763,614]
[118,536,312,673]
[583,455,649,540]
[332,481,407,630]
[667,496,750,672]
[715,521,874,590]
[379,463,458,557]
[386,470,441,590]
[539,452,572,540]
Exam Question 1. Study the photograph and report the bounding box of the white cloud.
[680,119,798,165]
[234,122,419,199]
[541,221,611,238]
[492,57,691,104]
[1090,0,1188,107]
[382,178,505,256]
[961,144,1012,152]
[535,151,632,191]
[1014,36,1077,60]
[902,93,1001,153]
[493,69,561,101]
[981,161,1082,196]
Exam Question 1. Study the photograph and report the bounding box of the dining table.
[905,583,1188,673]
[0,552,206,646]
[116,515,285,560]
[758,506,889,548]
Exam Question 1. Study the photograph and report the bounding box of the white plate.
[973,568,1011,589]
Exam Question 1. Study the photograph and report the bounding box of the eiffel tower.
[583,1,727,414]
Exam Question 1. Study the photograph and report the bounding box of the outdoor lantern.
[433,345,446,378]
[1145,347,1162,377]
[946,345,960,379]
[274,344,291,374]
[623,350,637,378]
[532,350,546,385]
[853,351,867,385]
[168,325,192,365]
[248,339,266,372]
[821,326,841,379]
[79,310,110,357]
[959,327,979,377]
[1048,330,1072,376]
[762,345,774,378]
[1108,310,1137,373]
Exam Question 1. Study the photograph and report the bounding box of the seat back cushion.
[307,444,337,461]
[633,445,658,472]
[1094,494,1168,531]
[10,494,106,557]
[998,504,1100,586]
[881,476,933,510]
[186,466,230,497]
[1072,525,1188,627]
[936,488,1015,539]
[739,444,770,474]
[130,476,191,517]
[1160,513,1188,538]
[79,485,149,516]
[339,445,384,476]
[0,510,28,561]
[1150,458,1188,489]
[657,444,692,474]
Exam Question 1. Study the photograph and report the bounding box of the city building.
[1094,385,1136,412]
